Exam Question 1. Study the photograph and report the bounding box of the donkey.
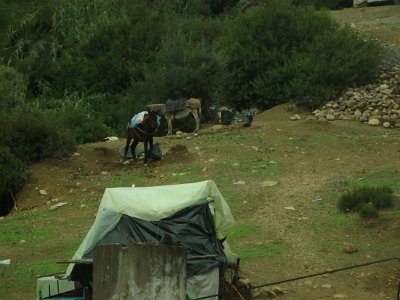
[123,109,159,164]
[147,98,201,135]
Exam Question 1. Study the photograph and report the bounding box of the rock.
[382,89,393,95]
[326,114,335,121]
[367,118,380,126]
[290,114,301,121]
[284,206,295,210]
[0,259,11,265]
[383,122,391,128]
[260,180,278,187]
[233,180,246,185]
[50,202,68,211]
[310,66,400,129]
[237,278,252,287]
[39,190,48,195]
[333,294,347,298]
[343,242,358,254]
[103,136,119,141]
[210,125,224,131]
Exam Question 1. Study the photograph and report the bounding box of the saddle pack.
[127,111,148,129]
[166,98,186,112]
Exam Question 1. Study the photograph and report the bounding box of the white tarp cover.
[66,180,235,275]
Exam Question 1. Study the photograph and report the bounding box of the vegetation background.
[1,1,400,299]
[0,0,383,216]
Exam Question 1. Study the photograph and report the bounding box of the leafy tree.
[0,64,26,112]
[0,106,76,163]
[217,0,381,109]
[205,0,240,15]
[141,27,224,111]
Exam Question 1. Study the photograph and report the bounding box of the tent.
[37,180,239,300]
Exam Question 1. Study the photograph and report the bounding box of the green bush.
[0,64,26,112]
[217,1,382,110]
[141,26,224,109]
[0,147,29,216]
[54,95,113,143]
[0,107,77,163]
[338,186,395,218]
[358,202,378,219]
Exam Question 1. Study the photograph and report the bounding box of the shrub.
[338,186,395,218]
[217,1,382,110]
[54,96,113,143]
[358,202,378,219]
[141,27,224,110]
[0,147,29,216]
[0,64,26,112]
[0,107,77,163]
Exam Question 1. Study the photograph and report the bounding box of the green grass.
[0,211,56,245]
[303,168,400,259]
[198,131,263,143]
[235,243,288,260]
[0,238,82,299]
[287,132,337,147]
[224,225,289,260]
[214,159,282,180]
[347,168,400,191]
[162,165,203,181]
[109,172,145,187]
[225,224,259,239]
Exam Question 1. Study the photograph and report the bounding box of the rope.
[131,125,157,138]
[229,282,246,300]
[251,257,400,289]
[189,257,400,300]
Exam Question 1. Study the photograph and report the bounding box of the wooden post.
[93,243,186,300]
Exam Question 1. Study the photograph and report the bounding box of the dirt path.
[329,5,400,46]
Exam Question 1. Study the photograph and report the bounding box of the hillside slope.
[1,5,400,300]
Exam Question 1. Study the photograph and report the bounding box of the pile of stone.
[310,65,400,128]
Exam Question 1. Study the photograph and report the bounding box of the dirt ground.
[1,4,400,300]
[329,4,400,46]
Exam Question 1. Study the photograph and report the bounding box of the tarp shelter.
[37,180,238,300]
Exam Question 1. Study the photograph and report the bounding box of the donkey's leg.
[166,115,173,135]
[123,133,132,161]
[130,140,139,160]
[148,137,154,161]
[143,140,149,164]
[192,109,200,132]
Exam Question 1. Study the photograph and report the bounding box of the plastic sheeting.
[65,180,236,278]
[71,203,227,283]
